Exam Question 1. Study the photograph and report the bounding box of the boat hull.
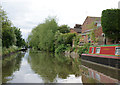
[81,54,120,68]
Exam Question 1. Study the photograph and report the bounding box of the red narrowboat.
[81,44,120,68]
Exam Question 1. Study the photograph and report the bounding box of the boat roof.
[90,44,120,47]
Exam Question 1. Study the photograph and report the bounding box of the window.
[88,35,90,40]
[92,48,94,53]
[96,47,100,54]
[115,47,120,55]
[97,23,101,28]
[96,73,100,81]
[88,41,91,43]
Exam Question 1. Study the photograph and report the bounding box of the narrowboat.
[81,44,120,68]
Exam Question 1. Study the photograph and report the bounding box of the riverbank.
[65,51,80,58]
[64,43,91,59]
[2,46,26,58]
[2,50,20,59]
[0,59,1,85]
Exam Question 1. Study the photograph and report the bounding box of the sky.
[1,0,119,40]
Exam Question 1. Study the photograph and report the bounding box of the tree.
[1,8,16,48]
[54,32,76,53]
[101,9,120,43]
[28,17,58,51]
[13,27,24,47]
[1,7,25,48]
[2,27,16,48]
[58,25,70,34]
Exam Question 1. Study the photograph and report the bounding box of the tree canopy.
[1,7,25,48]
[28,17,58,51]
[57,25,70,34]
[101,9,120,43]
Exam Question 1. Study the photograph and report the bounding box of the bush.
[55,44,71,54]
[77,43,91,56]
[73,35,81,47]
[55,32,76,53]
[2,45,18,55]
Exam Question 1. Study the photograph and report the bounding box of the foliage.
[2,27,16,48]
[77,43,91,55]
[1,8,15,48]
[86,18,99,29]
[28,51,81,82]
[2,45,19,55]
[28,17,58,51]
[90,30,98,43]
[58,25,70,34]
[55,33,76,48]
[1,8,25,48]
[0,38,2,47]
[73,35,81,47]
[55,32,76,53]
[13,27,26,47]
[86,18,99,44]
[2,52,24,83]
[101,9,120,43]
[55,44,71,54]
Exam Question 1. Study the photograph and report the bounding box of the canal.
[2,49,120,84]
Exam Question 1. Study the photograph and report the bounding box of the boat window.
[92,48,94,53]
[96,47,100,54]
[115,47,120,55]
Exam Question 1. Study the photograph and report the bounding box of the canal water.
[2,50,120,84]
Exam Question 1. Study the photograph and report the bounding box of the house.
[70,24,82,34]
[79,16,104,46]
[79,16,116,46]
[72,16,117,47]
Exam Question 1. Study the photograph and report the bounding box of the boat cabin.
[89,44,120,56]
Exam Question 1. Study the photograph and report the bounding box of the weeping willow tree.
[28,17,58,51]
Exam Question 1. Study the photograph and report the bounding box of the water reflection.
[3,50,120,84]
[6,51,44,83]
[28,51,82,83]
[2,52,25,83]
[2,50,82,83]
[81,59,120,84]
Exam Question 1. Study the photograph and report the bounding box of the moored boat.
[81,44,120,68]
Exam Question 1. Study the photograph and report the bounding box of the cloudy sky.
[1,0,119,40]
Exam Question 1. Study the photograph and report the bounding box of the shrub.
[2,45,18,55]
[55,44,71,54]
[77,43,91,56]
[55,32,76,53]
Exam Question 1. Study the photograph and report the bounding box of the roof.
[70,24,82,33]
[82,16,101,25]
[90,44,120,47]
[82,16,101,33]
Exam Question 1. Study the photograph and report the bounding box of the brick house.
[79,16,104,46]
[79,16,116,46]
